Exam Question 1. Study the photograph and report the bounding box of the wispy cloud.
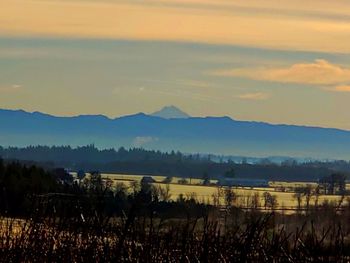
[111,79,218,102]
[324,85,350,93]
[183,80,211,88]
[212,60,350,86]
[2,0,350,52]
[237,92,270,101]
[132,136,158,147]
[0,84,22,93]
[0,48,52,59]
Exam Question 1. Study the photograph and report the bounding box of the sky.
[2,0,350,129]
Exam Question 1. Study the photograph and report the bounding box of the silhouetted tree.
[202,172,210,185]
[319,173,346,195]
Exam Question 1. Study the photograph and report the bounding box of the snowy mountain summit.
[151,106,190,119]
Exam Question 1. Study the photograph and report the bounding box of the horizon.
[2,105,350,132]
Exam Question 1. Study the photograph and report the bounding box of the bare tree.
[263,192,270,210]
[211,186,223,207]
[159,184,172,201]
[251,192,260,210]
[151,185,161,202]
[224,187,236,208]
[130,181,140,196]
[304,185,313,212]
[263,192,278,211]
[314,185,320,209]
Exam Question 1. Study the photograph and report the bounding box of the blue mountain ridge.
[0,108,349,159]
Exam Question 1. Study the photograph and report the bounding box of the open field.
[153,183,345,209]
[74,173,349,211]
[101,173,217,185]
[3,164,350,261]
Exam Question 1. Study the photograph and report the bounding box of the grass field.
[101,173,217,185]
[73,173,349,211]
[150,182,346,211]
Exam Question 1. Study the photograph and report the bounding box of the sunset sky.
[2,0,350,129]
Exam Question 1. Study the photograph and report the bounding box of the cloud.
[183,80,211,88]
[3,0,350,52]
[0,84,22,93]
[213,60,350,86]
[132,136,159,147]
[237,92,270,100]
[0,48,52,59]
[325,85,350,93]
[12,84,21,89]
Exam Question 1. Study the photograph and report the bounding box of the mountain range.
[1,106,350,159]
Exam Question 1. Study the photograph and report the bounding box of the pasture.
[75,173,349,211]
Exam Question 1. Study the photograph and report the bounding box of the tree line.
[1,145,348,181]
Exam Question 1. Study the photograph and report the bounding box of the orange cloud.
[325,85,350,93]
[237,92,270,100]
[213,60,350,85]
[2,0,350,52]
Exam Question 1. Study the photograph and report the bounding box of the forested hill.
[1,145,348,182]
[0,145,195,164]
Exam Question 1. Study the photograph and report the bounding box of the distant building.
[141,176,155,184]
[53,168,73,185]
[218,177,269,187]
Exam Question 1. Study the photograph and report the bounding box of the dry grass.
[95,174,347,210]
[2,211,350,262]
[71,173,349,212]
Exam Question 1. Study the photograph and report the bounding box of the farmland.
[3,162,350,262]
[75,173,349,212]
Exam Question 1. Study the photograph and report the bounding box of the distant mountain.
[1,108,350,159]
[151,106,190,119]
